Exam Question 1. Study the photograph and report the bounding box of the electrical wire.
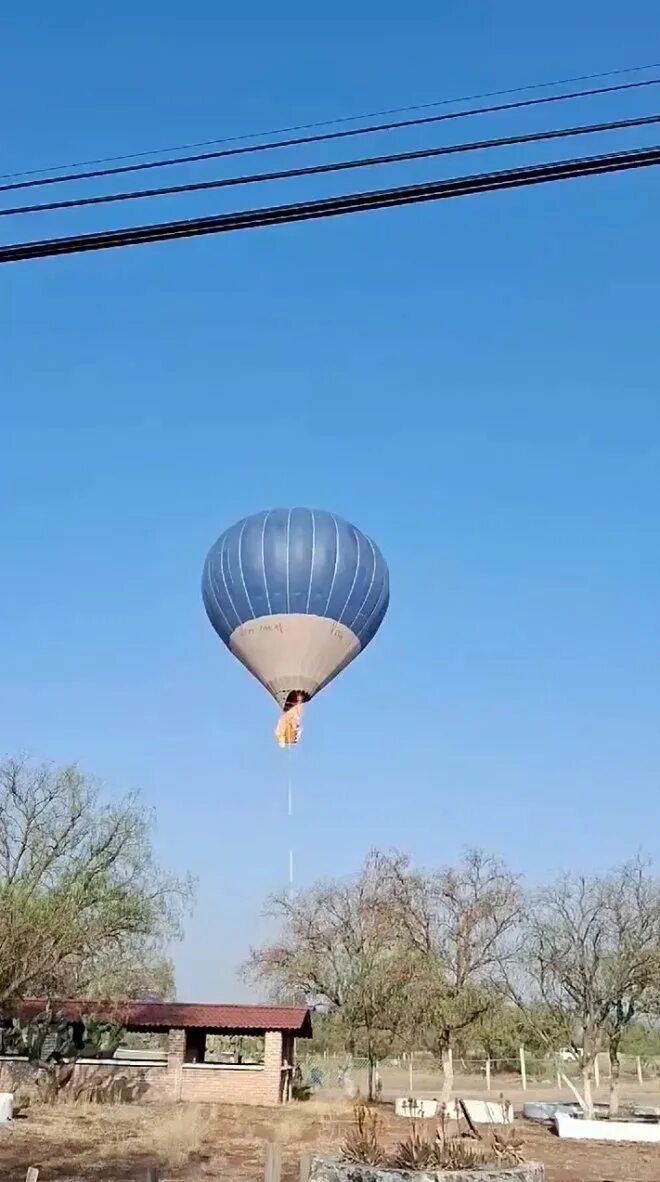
[4,58,660,182]
[3,75,660,196]
[2,142,658,264]
[4,110,660,218]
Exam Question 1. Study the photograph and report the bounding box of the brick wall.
[69,1061,172,1101]
[0,1027,290,1107]
[167,1027,186,1066]
[180,1065,276,1104]
[167,1028,185,1101]
[0,1057,172,1101]
[0,1058,33,1091]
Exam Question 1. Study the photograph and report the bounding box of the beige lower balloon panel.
[274,701,303,748]
[229,613,360,709]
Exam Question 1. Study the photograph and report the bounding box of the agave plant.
[489,1127,525,1166]
[392,1121,436,1171]
[342,1100,385,1166]
[433,1134,487,1171]
[344,1099,527,1173]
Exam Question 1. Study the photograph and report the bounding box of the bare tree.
[246,851,416,1100]
[601,860,660,1115]
[0,756,193,1005]
[517,860,660,1117]
[380,849,521,1102]
[515,874,605,1117]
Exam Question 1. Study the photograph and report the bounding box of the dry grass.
[137,1106,213,1169]
[1,1098,660,1182]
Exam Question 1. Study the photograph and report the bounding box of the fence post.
[299,1153,311,1182]
[485,1058,491,1092]
[594,1055,600,1089]
[637,1056,644,1086]
[519,1046,527,1091]
[556,1063,562,1090]
[26,1170,39,1182]
[409,1051,414,1095]
[265,1144,282,1182]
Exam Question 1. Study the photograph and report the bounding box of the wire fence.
[297,1050,660,1099]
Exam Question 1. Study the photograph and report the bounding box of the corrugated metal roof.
[3,999,312,1036]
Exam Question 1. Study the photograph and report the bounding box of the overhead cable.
[4,58,660,181]
[4,110,660,218]
[2,142,659,264]
[2,75,660,196]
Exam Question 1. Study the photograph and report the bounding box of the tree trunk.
[367,1055,376,1102]
[441,1046,454,1105]
[559,1068,588,1112]
[581,1061,595,1120]
[609,1042,621,1117]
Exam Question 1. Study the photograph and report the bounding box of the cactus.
[1,1008,125,1101]
[79,1015,125,1058]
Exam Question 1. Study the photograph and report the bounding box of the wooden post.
[594,1054,600,1089]
[299,1153,311,1182]
[519,1046,527,1091]
[147,1170,160,1182]
[265,1144,282,1182]
[409,1051,414,1095]
[637,1056,644,1086]
[556,1064,562,1090]
[448,1047,453,1073]
[485,1058,491,1092]
[26,1170,39,1182]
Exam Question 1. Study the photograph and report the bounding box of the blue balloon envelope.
[202,508,389,714]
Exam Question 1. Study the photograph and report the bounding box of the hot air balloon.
[202,508,389,746]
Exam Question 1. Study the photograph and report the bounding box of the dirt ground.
[1,1098,660,1182]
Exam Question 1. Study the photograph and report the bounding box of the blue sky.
[3,3,660,999]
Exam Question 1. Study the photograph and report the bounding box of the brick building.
[0,1000,312,1106]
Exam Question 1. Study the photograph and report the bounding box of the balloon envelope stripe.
[305,509,317,614]
[202,561,233,638]
[320,513,341,618]
[351,535,378,635]
[237,518,256,619]
[357,575,389,646]
[261,509,273,614]
[219,540,242,633]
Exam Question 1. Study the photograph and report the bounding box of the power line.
[4,59,660,182]
[2,142,658,264]
[3,75,660,197]
[5,110,660,219]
